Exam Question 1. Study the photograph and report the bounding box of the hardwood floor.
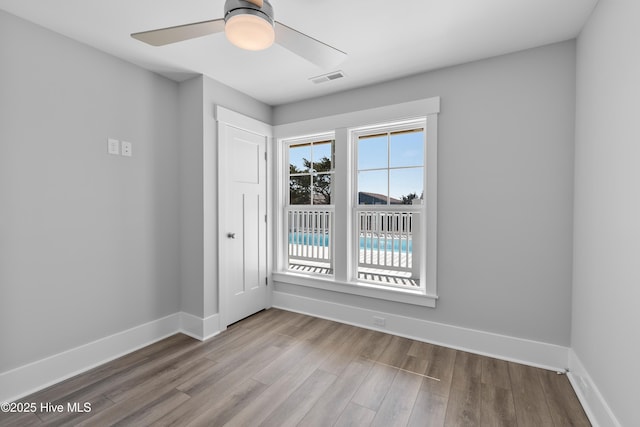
[0,309,590,426]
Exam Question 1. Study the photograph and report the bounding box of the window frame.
[284,133,336,276]
[285,133,336,206]
[351,119,426,288]
[353,119,426,206]
[273,98,439,308]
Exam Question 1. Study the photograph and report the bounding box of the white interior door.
[220,123,268,326]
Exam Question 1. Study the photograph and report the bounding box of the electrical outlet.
[373,316,386,327]
[121,141,132,157]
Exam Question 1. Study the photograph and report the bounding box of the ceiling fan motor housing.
[224,0,274,26]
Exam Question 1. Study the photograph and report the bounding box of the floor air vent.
[310,70,345,84]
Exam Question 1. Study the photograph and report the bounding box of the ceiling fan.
[131,0,347,68]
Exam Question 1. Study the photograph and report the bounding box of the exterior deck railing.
[356,209,419,277]
[286,206,420,281]
[286,206,334,267]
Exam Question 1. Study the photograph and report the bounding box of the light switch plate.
[108,138,120,155]
[121,141,132,157]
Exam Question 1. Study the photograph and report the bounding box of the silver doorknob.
[227,232,236,239]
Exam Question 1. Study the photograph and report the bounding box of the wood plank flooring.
[0,309,591,427]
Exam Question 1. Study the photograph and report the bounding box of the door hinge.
[264,214,267,222]
[265,277,268,286]
[264,151,267,161]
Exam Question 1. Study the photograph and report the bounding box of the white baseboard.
[0,313,181,403]
[272,291,569,371]
[0,311,222,403]
[202,314,221,340]
[180,311,204,340]
[180,312,221,341]
[567,349,622,427]
[0,299,576,409]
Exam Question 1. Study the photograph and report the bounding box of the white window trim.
[274,98,439,307]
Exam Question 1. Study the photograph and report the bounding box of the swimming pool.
[289,232,412,252]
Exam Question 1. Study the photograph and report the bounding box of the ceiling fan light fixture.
[132,0,347,68]
[225,8,274,51]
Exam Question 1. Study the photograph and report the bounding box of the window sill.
[271,271,437,308]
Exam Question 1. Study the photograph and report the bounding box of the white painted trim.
[180,311,204,340]
[425,113,438,298]
[0,303,578,412]
[217,119,230,330]
[568,349,622,427]
[334,127,351,283]
[274,127,287,273]
[272,272,436,307]
[0,313,181,403]
[0,311,223,403]
[180,312,222,341]
[274,97,440,138]
[215,106,273,137]
[202,313,222,340]
[272,291,569,371]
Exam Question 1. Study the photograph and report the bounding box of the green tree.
[401,192,418,205]
[289,163,310,204]
[289,157,332,205]
[311,157,332,204]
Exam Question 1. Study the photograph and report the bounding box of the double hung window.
[354,121,425,287]
[286,136,335,275]
[275,97,439,307]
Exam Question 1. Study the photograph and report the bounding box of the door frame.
[215,105,273,330]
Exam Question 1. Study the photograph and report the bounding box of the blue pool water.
[289,232,412,252]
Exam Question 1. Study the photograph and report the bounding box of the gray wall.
[0,8,273,376]
[273,41,576,346]
[573,1,640,425]
[0,11,180,372]
[178,75,271,319]
[178,77,205,317]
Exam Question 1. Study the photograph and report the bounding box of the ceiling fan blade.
[132,19,225,46]
[274,22,347,68]
[245,0,264,7]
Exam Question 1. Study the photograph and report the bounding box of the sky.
[289,131,424,204]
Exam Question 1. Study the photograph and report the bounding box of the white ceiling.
[0,0,597,106]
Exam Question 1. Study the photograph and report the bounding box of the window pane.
[390,167,423,205]
[358,170,388,205]
[313,173,332,205]
[390,130,424,168]
[313,140,334,172]
[290,174,311,204]
[358,135,388,170]
[289,143,310,173]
